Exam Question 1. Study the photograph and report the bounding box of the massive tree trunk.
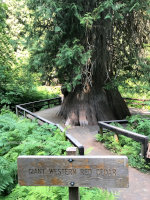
[59,86,130,126]
[59,1,131,126]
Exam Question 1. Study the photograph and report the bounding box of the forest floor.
[34,106,150,200]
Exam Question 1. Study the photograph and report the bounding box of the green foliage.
[80,188,116,200]
[0,0,62,109]
[0,2,14,66]
[26,0,150,92]
[1,185,116,200]
[0,110,115,199]
[119,82,150,109]
[96,115,150,172]
[0,110,70,195]
[55,40,91,91]
[0,157,16,195]
[0,1,35,108]
[127,115,150,140]
[0,2,16,107]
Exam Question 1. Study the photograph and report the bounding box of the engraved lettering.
[112,168,116,176]
[72,169,76,175]
[65,169,69,175]
[96,168,117,176]
[96,169,103,176]
[80,169,92,176]
[58,169,61,175]
[104,169,108,176]
[29,169,45,174]
[49,169,54,175]
[48,169,76,176]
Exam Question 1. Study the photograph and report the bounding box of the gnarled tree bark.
[59,1,131,126]
[59,86,130,126]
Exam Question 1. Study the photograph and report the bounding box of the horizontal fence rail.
[124,98,150,102]
[101,120,128,124]
[98,121,149,158]
[124,97,150,106]
[19,97,62,107]
[16,97,84,155]
[19,97,62,112]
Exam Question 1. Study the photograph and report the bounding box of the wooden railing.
[124,97,150,106]
[98,120,149,158]
[16,97,150,157]
[18,97,62,112]
[16,97,84,155]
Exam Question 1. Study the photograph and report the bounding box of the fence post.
[32,104,36,112]
[147,143,150,158]
[48,100,50,108]
[78,146,84,155]
[66,147,80,200]
[99,127,103,135]
[141,138,149,158]
[24,110,26,118]
[16,106,19,116]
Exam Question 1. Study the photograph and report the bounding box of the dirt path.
[35,106,150,200]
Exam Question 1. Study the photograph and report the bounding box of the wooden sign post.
[66,147,80,200]
[18,155,128,190]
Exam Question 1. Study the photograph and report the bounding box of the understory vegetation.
[0,109,70,197]
[0,109,115,200]
[0,0,150,199]
[96,115,150,172]
[0,186,116,200]
[119,85,150,110]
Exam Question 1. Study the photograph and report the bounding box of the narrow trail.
[35,106,150,200]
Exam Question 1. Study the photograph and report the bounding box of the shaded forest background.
[0,0,150,111]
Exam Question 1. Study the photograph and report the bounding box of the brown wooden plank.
[18,155,128,188]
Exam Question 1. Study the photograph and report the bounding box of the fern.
[96,115,150,172]
[0,110,71,195]
[3,185,116,200]
[0,157,16,195]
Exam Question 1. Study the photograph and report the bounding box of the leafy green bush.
[96,115,150,172]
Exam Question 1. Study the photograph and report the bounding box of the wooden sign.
[18,155,129,188]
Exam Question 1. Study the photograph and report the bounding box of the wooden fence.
[98,120,149,158]
[16,97,150,158]
[124,97,150,106]
[16,97,84,155]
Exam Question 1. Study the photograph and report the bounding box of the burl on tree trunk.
[59,86,130,126]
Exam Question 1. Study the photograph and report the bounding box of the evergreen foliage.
[26,0,150,92]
